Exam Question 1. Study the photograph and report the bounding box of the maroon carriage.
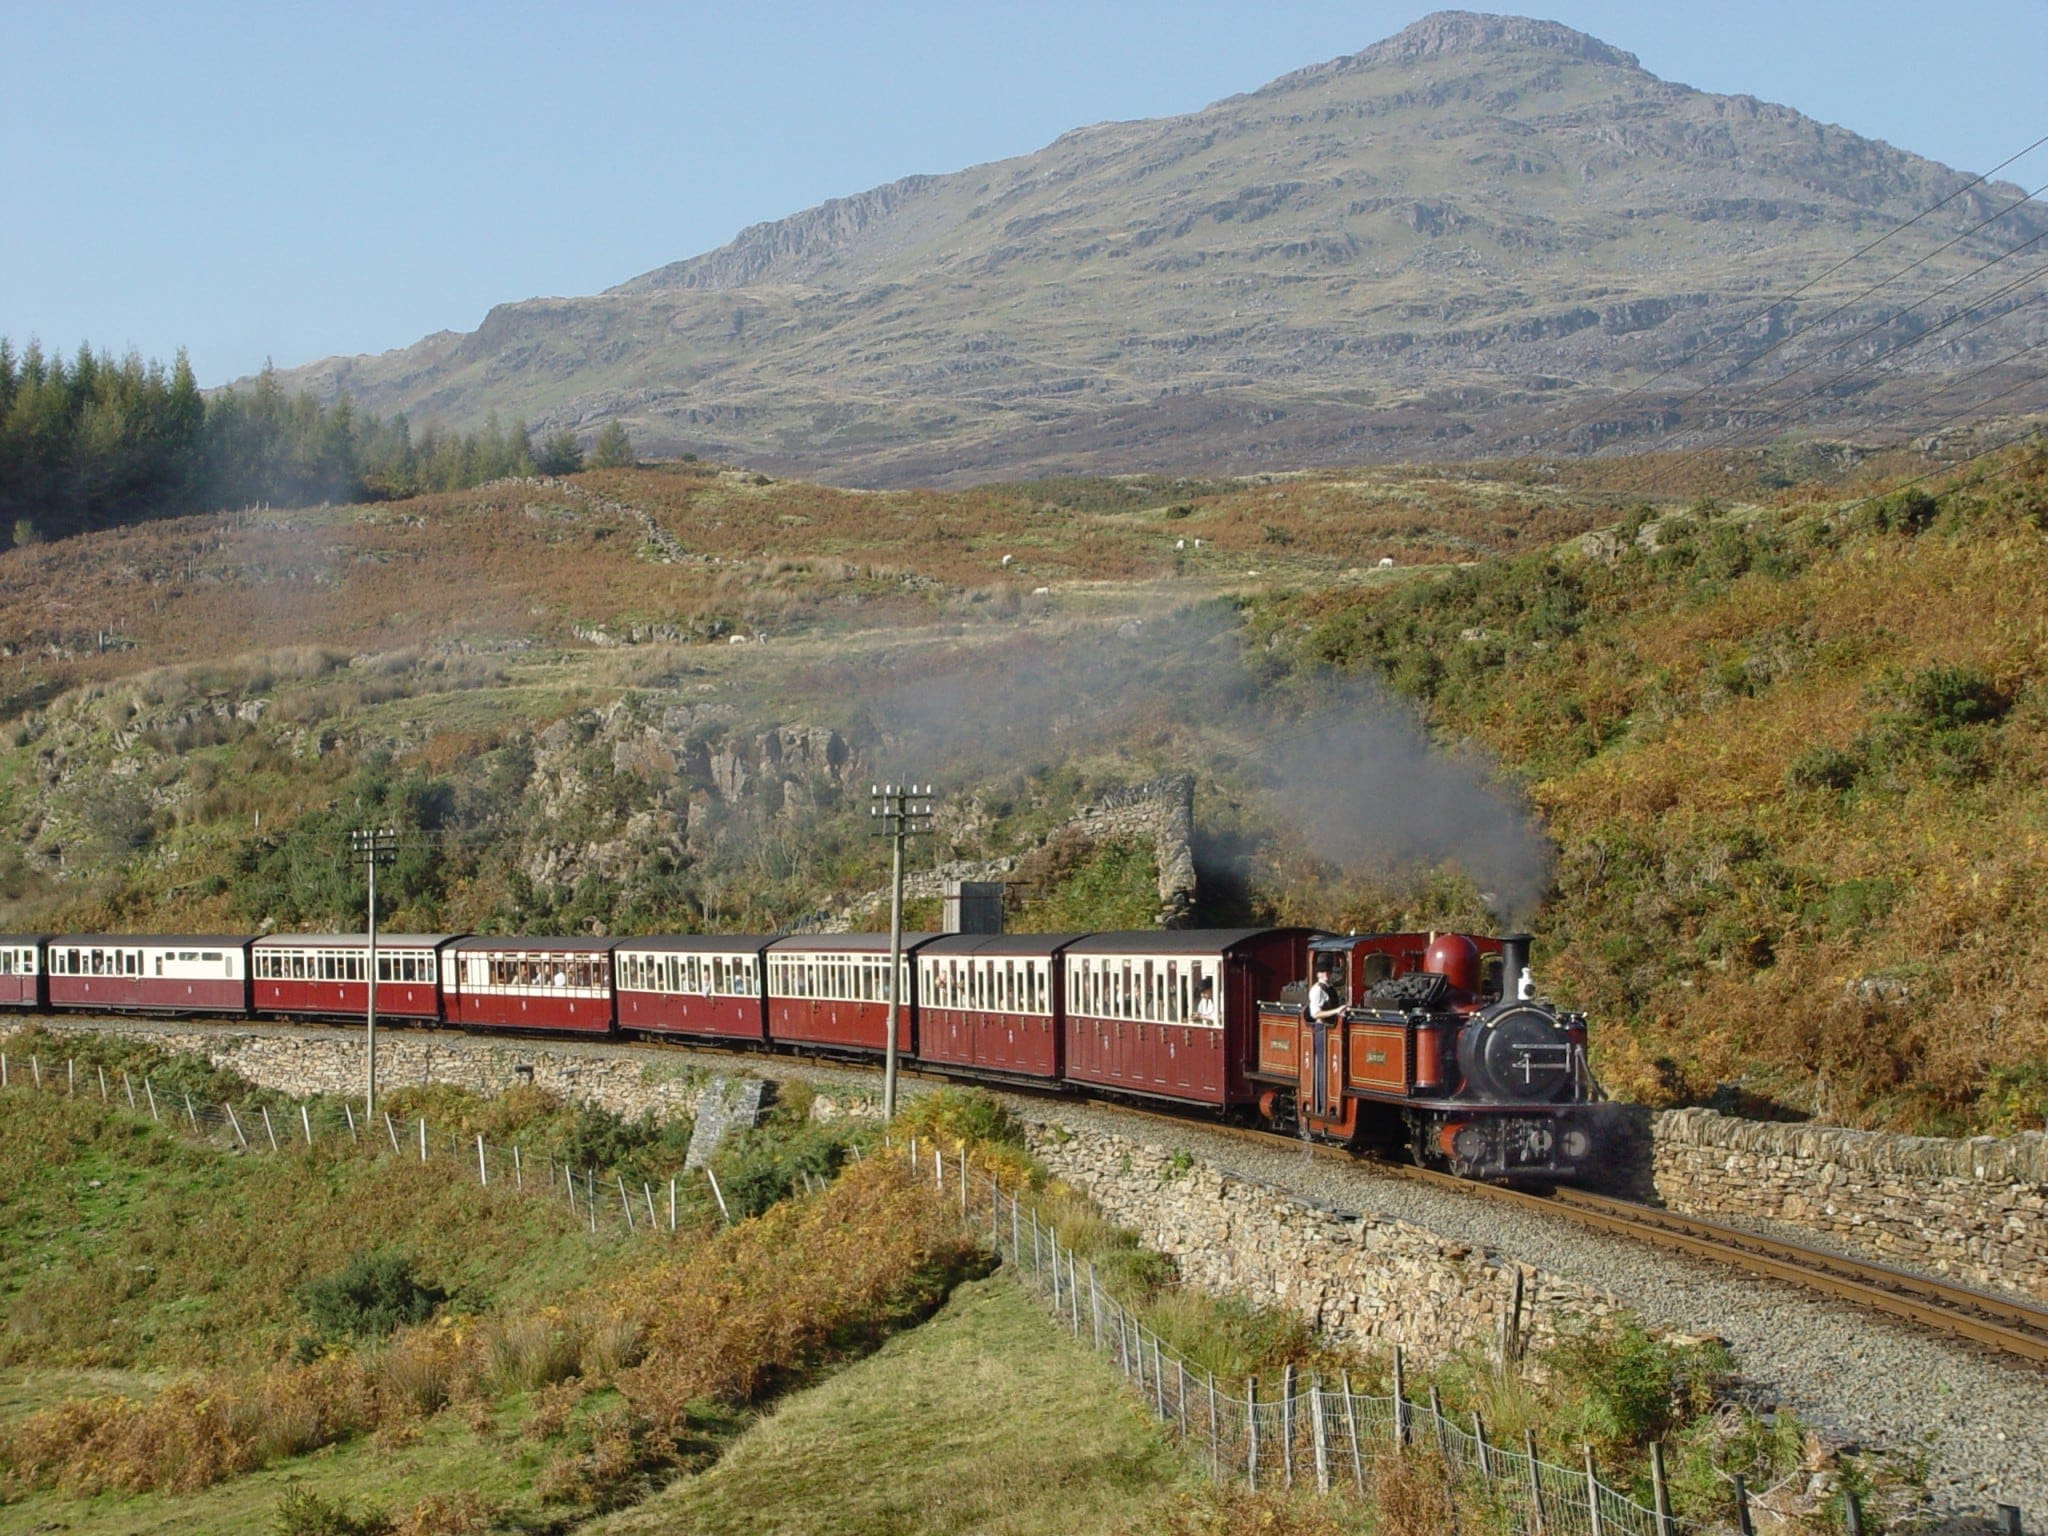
[0,936,48,1009]
[765,933,935,1055]
[443,938,617,1033]
[251,934,457,1022]
[46,935,251,1015]
[1061,929,1312,1107]
[915,933,1085,1081]
[614,936,771,1042]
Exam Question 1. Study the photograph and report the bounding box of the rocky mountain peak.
[1362,10,1641,69]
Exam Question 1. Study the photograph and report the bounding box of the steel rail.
[28,1013,2048,1364]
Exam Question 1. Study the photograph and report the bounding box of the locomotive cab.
[1251,930,1598,1181]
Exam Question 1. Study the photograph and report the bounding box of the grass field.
[588,1274,1196,1536]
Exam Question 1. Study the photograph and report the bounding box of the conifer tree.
[590,419,634,469]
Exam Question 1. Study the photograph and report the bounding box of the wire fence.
[901,1136,1740,1536]
[4,1046,2024,1535]
[0,1047,735,1237]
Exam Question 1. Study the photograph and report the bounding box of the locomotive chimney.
[1500,933,1532,1001]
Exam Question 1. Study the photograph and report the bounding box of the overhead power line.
[1542,131,2048,448]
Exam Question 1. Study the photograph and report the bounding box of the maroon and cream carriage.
[45,935,251,1014]
[915,933,1085,1081]
[764,933,935,1055]
[443,937,617,1033]
[1061,929,1312,1107]
[0,935,49,1009]
[251,933,456,1021]
[614,935,771,1042]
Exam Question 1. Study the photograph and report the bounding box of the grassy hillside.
[1250,449,2048,1129]
[0,444,2040,1130]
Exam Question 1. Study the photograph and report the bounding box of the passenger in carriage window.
[1194,977,1217,1025]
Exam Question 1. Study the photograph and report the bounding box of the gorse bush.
[296,1251,448,1342]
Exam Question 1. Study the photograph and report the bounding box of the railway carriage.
[252,934,456,1022]
[1061,929,1312,1107]
[915,933,1084,1080]
[45,935,250,1014]
[444,937,617,1034]
[614,936,771,1042]
[0,936,49,1009]
[765,933,934,1055]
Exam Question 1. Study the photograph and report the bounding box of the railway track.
[1085,1097,2048,1367]
[24,1014,2048,1367]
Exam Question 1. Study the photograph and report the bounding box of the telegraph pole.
[869,783,934,1119]
[351,827,398,1120]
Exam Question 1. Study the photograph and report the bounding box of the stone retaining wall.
[0,1019,882,1129]
[1650,1108,2048,1301]
[1029,1123,1620,1364]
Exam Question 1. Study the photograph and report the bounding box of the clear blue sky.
[6,0,2043,386]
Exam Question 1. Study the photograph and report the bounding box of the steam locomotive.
[2,925,1599,1182]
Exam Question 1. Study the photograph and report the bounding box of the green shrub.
[1540,1320,1729,1458]
[274,1481,392,1536]
[295,1250,447,1342]
[1787,743,1862,791]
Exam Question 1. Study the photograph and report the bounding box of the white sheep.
[1378,556,1395,568]
[1176,538,1186,550]
[1000,554,1014,567]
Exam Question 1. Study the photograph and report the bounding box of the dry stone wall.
[1650,1108,2048,1301]
[1028,1121,1620,1364]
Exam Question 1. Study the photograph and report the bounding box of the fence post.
[1152,1333,1166,1418]
[1527,1429,1549,1536]
[617,1173,633,1230]
[1068,1252,1081,1334]
[1392,1346,1411,1446]
[97,1064,108,1102]
[1050,1236,1062,1311]
[143,1079,160,1122]
[1473,1412,1495,1493]
[67,1058,74,1096]
[1176,1357,1188,1441]
[30,1055,40,1088]
[224,1101,247,1147]
[418,1118,427,1163]
[1207,1373,1220,1481]
[1650,1441,1675,1536]
[513,1144,522,1189]
[1248,1377,1263,1491]
[958,1147,967,1216]
[1311,1376,1330,1495]
[1281,1363,1295,1490]
[586,1171,597,1233]
[1,1052,7,1087]
[1427,1385,1450,1471]
[1584,1446,1605,1536]
[122,1070,135,1108]
[343,1102,357,1141]
[184,1092,198,1131]
[934,1148,943,1191]
[669,1176,676,1231]
[705,1166,730,1224]
[566,1165,577,1217]
[385,1113,400,1152]
[644,1183,657,1227]
[1341,1370,1365,1492]
[1089,1263,1103,1351]
[477,1135,489,1186]
[301,1103,314,1146]
[260,1105,279,1151]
